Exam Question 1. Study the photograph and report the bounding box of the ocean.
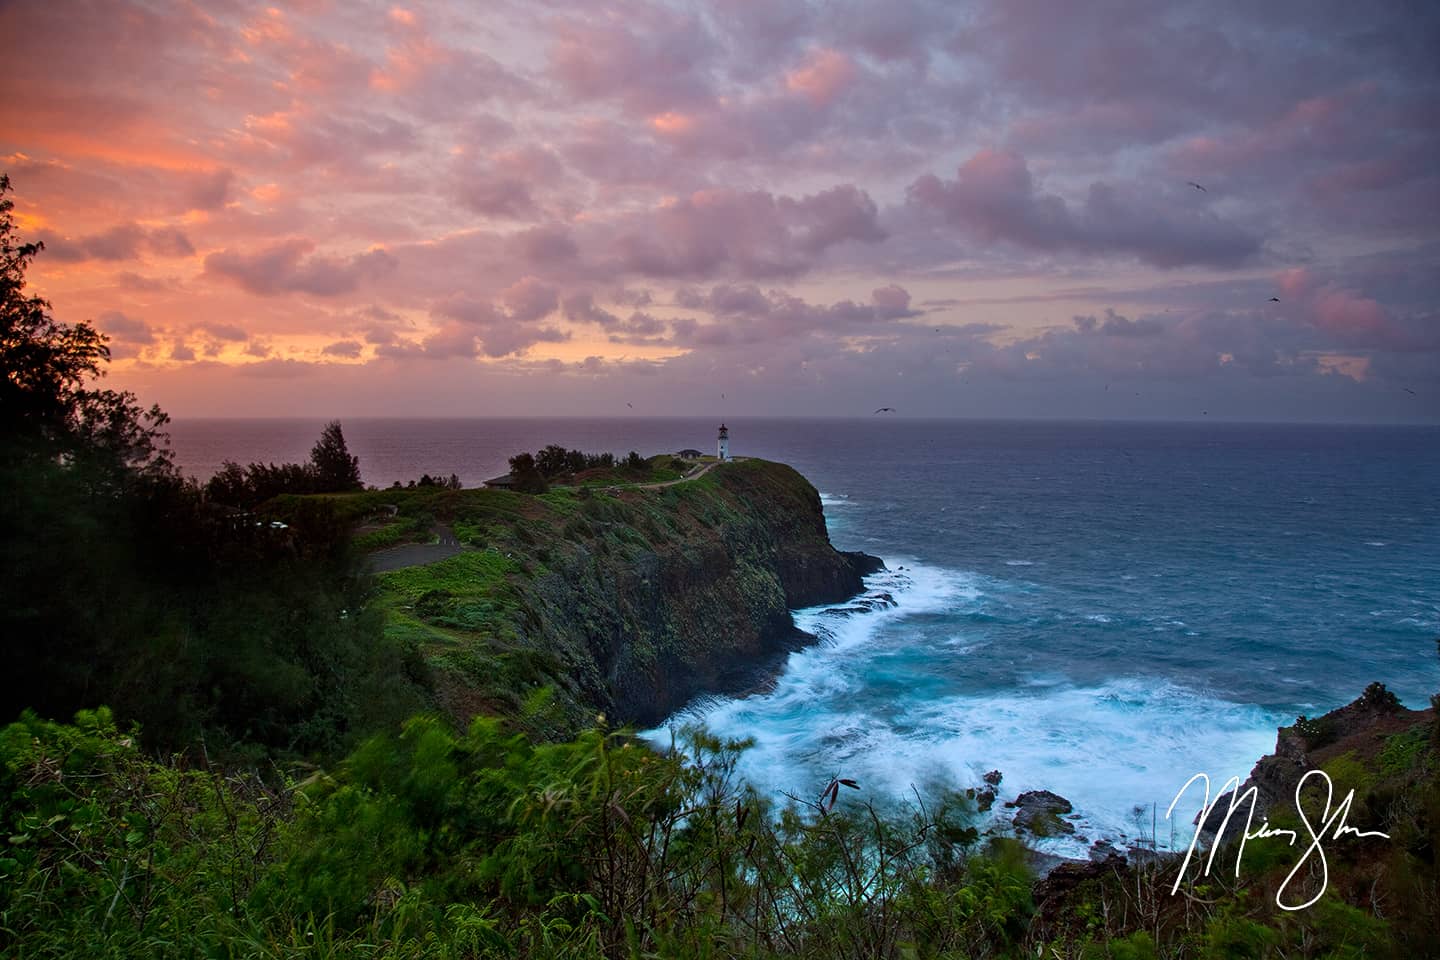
[167,417,1440,854]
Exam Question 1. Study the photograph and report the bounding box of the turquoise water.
[168,417,1440,851]
[640,419,1440,853]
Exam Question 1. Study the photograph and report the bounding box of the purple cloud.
[204,240,397,296]
[908,149,1262,268]
[606,184,886,280]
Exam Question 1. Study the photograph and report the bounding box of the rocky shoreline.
[1018,682,1435,903]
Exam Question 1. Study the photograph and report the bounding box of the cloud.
[513,224,579,264]
[96,310,153,344]
[871,284,922,319]
[204,239,397,296]
[1072,310,1165,337]
[606,310,670,345]
[1277,267,1438,352]
[194,321,247,341]
[180,168,235,212]
[499,276,559,323]
[907,149,1263,268]
[322,339,364,358]
[38,222,195,262]
[548,7,718,113]
[428,289,570,358]
[455,174,536,219]
[562,292,622,328]
[668,284,922,345]
[785,49,858,106]
[607,184,885,280]
[6,0,1436,422]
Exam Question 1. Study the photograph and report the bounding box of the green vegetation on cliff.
[307,456,870,734]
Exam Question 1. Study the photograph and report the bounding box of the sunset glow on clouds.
[2,0,1436,420]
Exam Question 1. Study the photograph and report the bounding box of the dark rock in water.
[983,769,1003,787]
[841,550,887,576]
[976,787,996,812]
[1011,790,1076,836]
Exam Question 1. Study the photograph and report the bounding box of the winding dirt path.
[628,457,728,490]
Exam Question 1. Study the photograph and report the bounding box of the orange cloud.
[784,49,856,106]
[650,111,697,137]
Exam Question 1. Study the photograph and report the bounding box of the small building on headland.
[676,448,703,459]
[483,473,516,489]
[717,423,729,461]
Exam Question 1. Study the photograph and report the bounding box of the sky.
[2,0,1438,422]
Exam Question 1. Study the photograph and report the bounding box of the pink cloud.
[548,8,717,112]
[429,290,568,358]
[1277,268,1411,350]
[785,49,857,106]
[204,239,396,296]
[607,183,885,279]
[500,277,560,323]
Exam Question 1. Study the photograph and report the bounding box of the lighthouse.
[717,423,729,461]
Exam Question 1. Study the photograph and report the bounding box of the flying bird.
[1404,388,1417,396]
[874,407,896,414]
[1187,181,1207,192]
[626,402,633,408]
[1269,297,1280,302]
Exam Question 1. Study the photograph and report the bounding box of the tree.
[508,452,547,494]
[1,176,103,451]
[310,420,362,492]
[1,174,170,477]
[536,443,571,478]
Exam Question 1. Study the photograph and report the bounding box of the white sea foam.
[1005,559,1035,566]
[819,492,853,507]
[643,560,1284,860]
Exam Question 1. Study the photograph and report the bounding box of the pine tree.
[310,420,362,491]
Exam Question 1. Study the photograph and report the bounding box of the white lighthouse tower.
[717,423,729,461]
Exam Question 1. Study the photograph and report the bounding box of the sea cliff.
[358,458,881,731]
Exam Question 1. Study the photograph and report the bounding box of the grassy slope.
[301,458,843,737]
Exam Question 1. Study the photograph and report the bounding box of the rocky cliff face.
[527,460,881,727]
[377,459,882,732]
[1199,682,1430,840]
